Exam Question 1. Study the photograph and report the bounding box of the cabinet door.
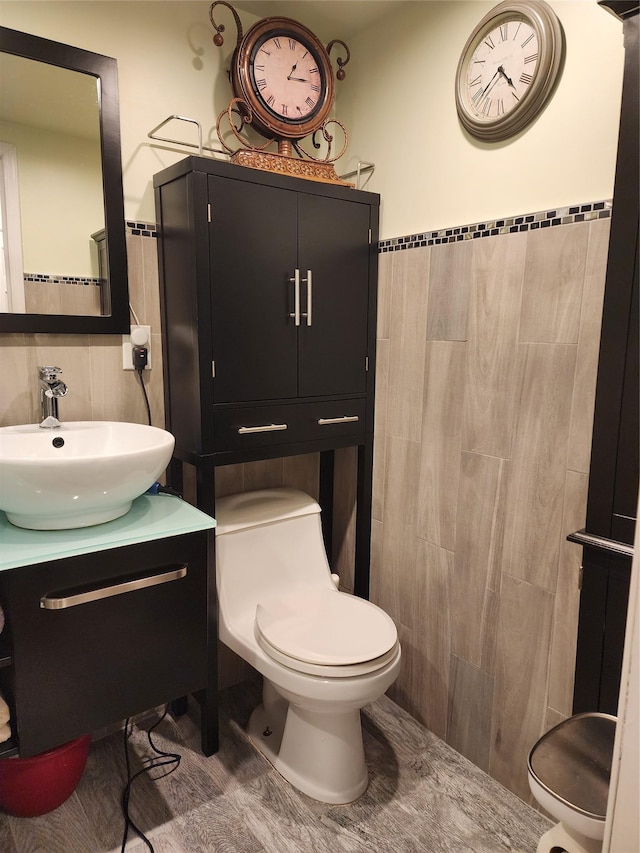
[297,193,371,397]
[209,175,298,403]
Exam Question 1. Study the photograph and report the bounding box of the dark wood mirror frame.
[0,26,129,334]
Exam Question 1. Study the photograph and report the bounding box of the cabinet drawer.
[6,533,208,756]
[214,399,367,452]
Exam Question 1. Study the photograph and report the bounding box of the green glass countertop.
[0,496,216,572]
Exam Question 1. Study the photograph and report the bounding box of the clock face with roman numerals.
[250,33,325,123]
[232,17,334,141]
[455,1,564,141]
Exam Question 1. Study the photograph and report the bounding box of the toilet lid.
[255,588,397,667]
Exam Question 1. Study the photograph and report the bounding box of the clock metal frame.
[232,17,335,141]
[455,0,564,142]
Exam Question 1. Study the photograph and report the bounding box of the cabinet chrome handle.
[317,416,360,425]
[303,269,312,326]
[40,565,187,610]
[238,423,288,434]
[289,269,301,326]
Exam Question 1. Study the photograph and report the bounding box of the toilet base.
[248,691,369,804]
[536,821,603,853]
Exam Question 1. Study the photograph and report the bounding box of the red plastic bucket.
[0,734,91,817]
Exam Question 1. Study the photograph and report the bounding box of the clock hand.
[287,63,298,81]
[288,76,309,83]
[498,64,515,88]
[478,69,501,101]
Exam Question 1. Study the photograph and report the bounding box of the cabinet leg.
[354,440,373,600]
[319,450,335,559]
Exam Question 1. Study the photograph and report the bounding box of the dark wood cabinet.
[572,2,638,715]
[154,158,379,598]
[0,499,217,758]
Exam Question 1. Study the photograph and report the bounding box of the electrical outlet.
[122,325,151,370]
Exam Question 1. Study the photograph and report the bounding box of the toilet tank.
[215,488,335,622]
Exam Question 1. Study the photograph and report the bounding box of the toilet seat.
[255,588,399,677]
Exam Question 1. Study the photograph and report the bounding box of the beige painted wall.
[337,0,625,238]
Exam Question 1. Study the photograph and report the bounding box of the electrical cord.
[120,706,182,852]
[135,367,152,427]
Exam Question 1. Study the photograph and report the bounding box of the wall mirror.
[0,27,128,333]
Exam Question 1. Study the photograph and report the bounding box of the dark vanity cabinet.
[154,158,379,598]
[572,2,639,715]
[0,497,217,758]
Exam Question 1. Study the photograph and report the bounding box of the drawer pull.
[317,416,360,426]
[40,565,187,610]
[238,423,288,434]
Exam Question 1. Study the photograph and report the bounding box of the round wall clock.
[229,16,335,141]
[455,0,564,141]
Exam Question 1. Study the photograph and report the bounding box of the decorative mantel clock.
[209,1,351,185]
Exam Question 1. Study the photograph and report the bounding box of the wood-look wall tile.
[386,246,430,442]
[490,573,555,801]
[142,235,162,332]
[567,219,610,473]
[376,250,393,340]
[372,338,389,522]
[215,464,244,498]
[243,458,284,491]
[379,436,421,627]
[126,234,145,322]
[462,232,526,458]
[30,333,94,421]
[417,341,466,551]
[385,621,422,725]
[519,223,589,344]
[547,470,588,716]
[447,655,495,773]
[502,343,577,591]
[414,538,453,740]
[331,446,357,592]
[426,241,473,341]
[282,452,319,500]
[369,517,384,608]
[451,452,507,674]
[0,335,31,426]
[88,336,152,424]
[545,707,568,731]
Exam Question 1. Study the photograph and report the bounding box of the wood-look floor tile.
[462,232,526,458]
[547,470,588,716]
[447,654,495,773]
[451,452,507,674]
[567,218,610,473]
[501,343,577,591]
[6,790,102,853]
[490,574,555,802]
[417,341,466,551]
[426,240,473,341]
[519,223,589,344]
[380,436,421,626]
[387,246,430,442]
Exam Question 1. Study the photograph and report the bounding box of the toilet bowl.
[215,487,401,804]
[527,713,616,853]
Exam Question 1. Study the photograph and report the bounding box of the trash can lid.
[528,712,616,819]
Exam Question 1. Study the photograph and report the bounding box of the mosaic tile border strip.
[378,200,612,252]
[126,220,157,238]
[24,273,103,287]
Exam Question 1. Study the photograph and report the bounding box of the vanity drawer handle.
[238,423,288,434]
[40,565,187,610]
[317,416,360,425]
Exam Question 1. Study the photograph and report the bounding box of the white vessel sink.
[0,421,175,530]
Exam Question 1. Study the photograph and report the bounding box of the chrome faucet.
[38,366,68,429]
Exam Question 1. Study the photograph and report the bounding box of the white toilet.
[527,713,616,853]
[215,487,401,804]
